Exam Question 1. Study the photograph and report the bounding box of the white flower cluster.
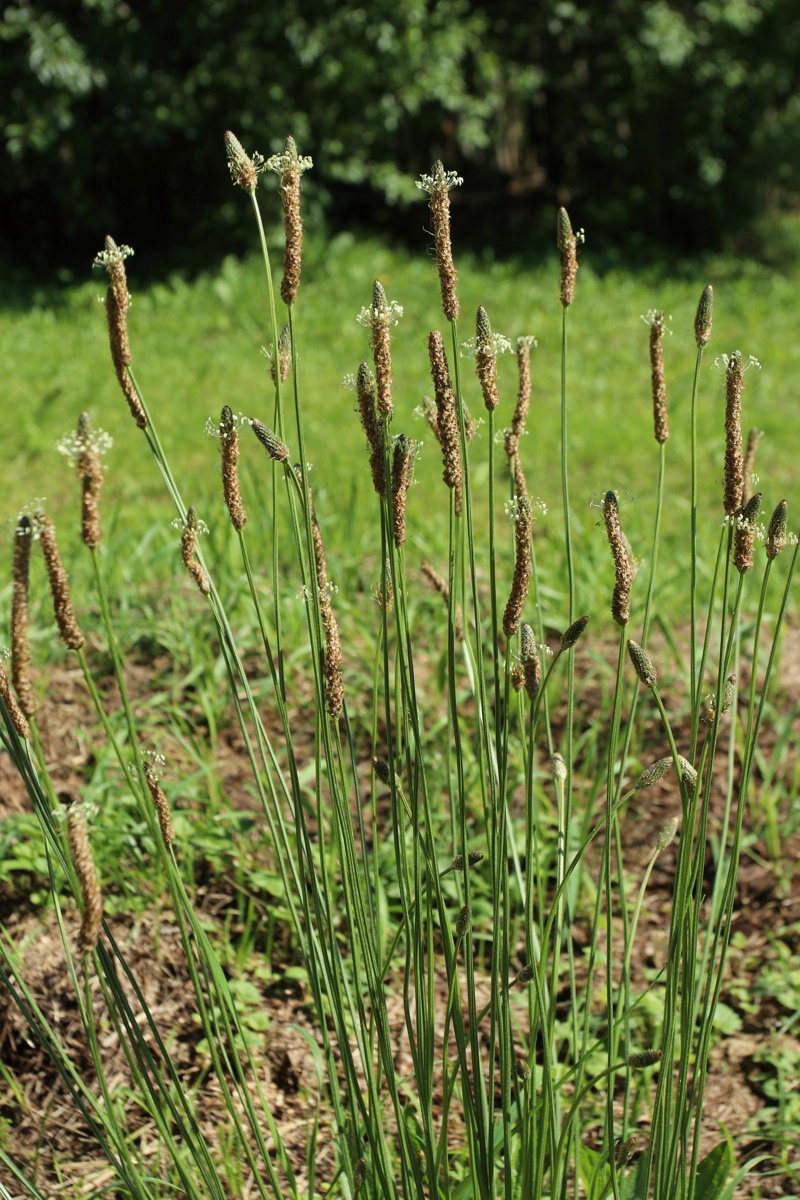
[93,242,134,271]
[56,426,113,465]
[416,168,463,194]
[204,412,249,438]
[356,299,404,328]
[171,514,208,534]
[460,332,514,358]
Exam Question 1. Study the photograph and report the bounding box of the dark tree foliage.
[2,0,799,273]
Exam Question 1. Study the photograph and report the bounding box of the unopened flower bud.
[627,640,657,689]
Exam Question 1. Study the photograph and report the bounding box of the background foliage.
[3,0,800,276]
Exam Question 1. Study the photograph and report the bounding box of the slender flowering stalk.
[355,363,386,497]
[722,350,745,516]
[694,285,713,348]
[66,800,103,955]
[0,659,31,740]
[224,130,264,192]
[503,497,533,637]
[180,507,210,597]
[742,428,762,505]
[645,310,669,444]
[94,237,147,429]
[11,515,36,718]
[603,491,635,627]
[733,492,762,574]
[38,512,84,650]
[417,161,462,321]
[267,136,312,306]
[219,406,247,531]
[250,418,290,462]
[475,306,500,412]
[557,207,580,308]
[428,331,462,510]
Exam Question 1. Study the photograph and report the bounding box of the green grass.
[4,231,800,629]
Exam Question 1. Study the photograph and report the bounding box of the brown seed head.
[742,428,763,505]
[428,330,463,507]
[224,130,261,191]
[251,418,289,462]
[420,559,463,640]
[450,850,484,871]
[144,756,175,846]
[455,904,472,939]
[603,491,634,626]
[723,351,745,516]
[355,362,386,498]
[75,412,104,548]
[733,491,762,574]
[267,136,312,306]
[95,238,148,429]
[321,601,344,717]
[420,160,461,321]
[627,639,657,689]
[11,516,36,718]
[475,306,500,412]
[556,206,579,307]
[219,406,246,531]
[305,492,344,718]
[520,621,540,700]
[0,659,31,740]
[647,311,669,443]
[628,1049,663,1069]
[505,338,532,492]
[502,497,533,637]
[180,507,210,596]
[38,513,84,650]
[270,322,292,384]
[66,800,103,955]
[766,499,789,560]
[391,434,416,548]
[370,281,395,419]
[694,284,713,348]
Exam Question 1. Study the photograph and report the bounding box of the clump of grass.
[1,130,798,1200]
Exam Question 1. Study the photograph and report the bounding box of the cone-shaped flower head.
[694,284,713,348]
[627,639,657,689]
[224,130,264,192]
[267,135,313,306]
[417,161,462,321]
[766,499,789,560]
[556,206,579,307]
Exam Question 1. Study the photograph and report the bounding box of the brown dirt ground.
[1,626,799,1198]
